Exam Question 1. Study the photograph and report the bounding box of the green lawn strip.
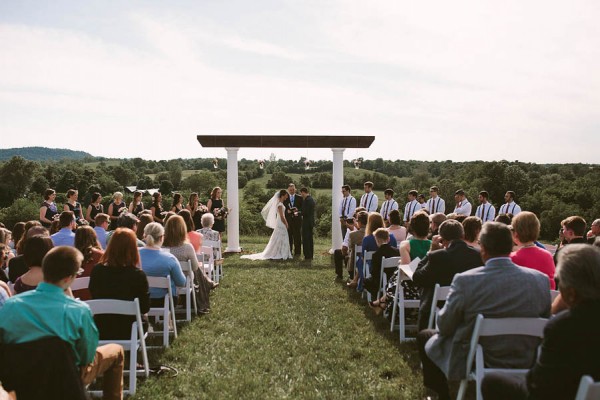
[132,238,423,399]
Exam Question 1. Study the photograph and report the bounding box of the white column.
[331,148,345,252]
[225,147,241,252]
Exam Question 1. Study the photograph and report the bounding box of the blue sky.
[1,1,599,163]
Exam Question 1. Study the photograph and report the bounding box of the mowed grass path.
[132,237,424,399]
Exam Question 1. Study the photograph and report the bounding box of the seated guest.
[197,213,222,261]
[360,212,398,290]
[178,209,203,252]
[510,211,556,289]
[482,244,600,400]
[346,211,368,289]
[89,228,150,340]
[0,245,10,283]
[139,223,186,307]
[0,246,124,399]
[554,215,589,264]
[14,235,54,294]
[587,218,600,244]
[370,212,432,312]
[428,213,447,240]
[0,280,10,309]
[73,225,104,300]
[9,222,26,252]
[165,215,216,314]
[462,216,482,249]
[334,217,357,280]
[365,228,400,300]
[387,210,407,243]
[136,213,154,241]
[93,213,109,249]
[8,225,47,282]
[494,213,512,225]
[417,222,551,400]
[50,211,76,247]
[105,212,145,247]
[0,229,13,262]
[413,219,482,331]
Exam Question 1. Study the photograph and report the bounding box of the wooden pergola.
[197,135,375,252]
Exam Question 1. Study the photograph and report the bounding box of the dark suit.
[301,195,316,259]
[482,300,600,400]
[413,240,482,330]
[284,193,303,255]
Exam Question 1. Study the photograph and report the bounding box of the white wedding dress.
[241,201,292,260]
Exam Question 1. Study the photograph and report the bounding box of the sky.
[1,1,599,164]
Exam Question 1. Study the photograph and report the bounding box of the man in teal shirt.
[0,246,124,399]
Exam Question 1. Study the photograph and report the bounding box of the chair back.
[428,284,452,329]
[147,275,170,290]
[575,375,600,400]
[71,277,90,292]
[203,239,222,259]
[550,289,560,302]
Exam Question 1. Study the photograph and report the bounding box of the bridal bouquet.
[214,207,229,220]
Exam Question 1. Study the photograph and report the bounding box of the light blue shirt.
[94,226,107,249]
[51,227,75,247]
[0,282,98,366]
[139,248,186,299]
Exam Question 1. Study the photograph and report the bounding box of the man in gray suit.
[416,222,551,400]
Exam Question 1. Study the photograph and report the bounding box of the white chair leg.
[456,379,468,400]
[390,282,400,332]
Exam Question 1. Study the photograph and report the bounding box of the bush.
[0,197,40,230]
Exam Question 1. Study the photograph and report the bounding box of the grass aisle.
[133,237,424,399]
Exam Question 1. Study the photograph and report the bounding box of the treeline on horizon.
[0,153,597,241]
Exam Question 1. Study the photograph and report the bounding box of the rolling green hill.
[0,147,92,161]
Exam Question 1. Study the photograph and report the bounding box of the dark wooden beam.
[197,135,374,148]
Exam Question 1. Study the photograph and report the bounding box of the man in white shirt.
[339,185,356,238]
[499,191,522,216]
[359,181,378,212]
[404,190,421,225]
[427,186,446,215]
[453,189,472,216]
[418,194,427,209]
[475,191,496,223]
[380,189,398,225]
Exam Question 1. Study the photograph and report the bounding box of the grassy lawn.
[132,236,424,399]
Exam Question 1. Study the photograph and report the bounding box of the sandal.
[368,301,386,315]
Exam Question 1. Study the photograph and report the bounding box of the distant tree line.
[0,153,597,240]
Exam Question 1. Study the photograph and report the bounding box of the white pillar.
[331,148,345,252]
[225,147,241,252]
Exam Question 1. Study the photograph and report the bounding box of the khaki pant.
[80,344,125,400]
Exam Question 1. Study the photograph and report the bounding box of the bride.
[241,189,292,260]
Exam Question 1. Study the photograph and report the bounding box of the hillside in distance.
[0,147,93,161]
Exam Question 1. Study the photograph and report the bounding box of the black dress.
[41,201,58,228]
[65,202,82,223]
[109,201,125,230]
[88,203,104,227]
[89,264,150,340]
[210,199,225,232]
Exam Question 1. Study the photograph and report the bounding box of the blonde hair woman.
[107,192,126,230]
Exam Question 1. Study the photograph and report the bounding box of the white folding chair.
[456,314,548,400]
[177,260,198,322]
[86,298,149,396]
[428,284,451,329]
[71,277,90,291]
[389,270,420,342]
[362,250,375,301]
[575,375,600,400]
[379,256,400,299]
[203,239,223,281]
[198,246,215,282]
[147,276,178,347]
[354,244,362,275]
[550,289,560,302]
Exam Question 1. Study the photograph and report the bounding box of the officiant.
[284,183,303,256]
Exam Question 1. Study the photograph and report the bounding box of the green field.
[131,236,425,399]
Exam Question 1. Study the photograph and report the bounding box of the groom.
[284,183,303,256]
[300,187,316,260]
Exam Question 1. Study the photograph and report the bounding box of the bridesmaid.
[207,187,226,235]
[39,188,58,228]
[171,193,184,213]
[107,192,126,230]
[150,192,165,224]
[128,190,144,216]
[86,192,104,226]
[187,192,202,230]
[64,189,84,225]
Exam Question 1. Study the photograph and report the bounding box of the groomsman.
[300,187,316,260]
[284,183,303,256]
[404,190,421,225]
[418,194,427,209]
[475,191,496,223]
[380,189,398,225]
[360,181,378,212]
[499,191,522,216]
[427,186,446,214]
[453,189,472,216]
[339,185,356,237]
